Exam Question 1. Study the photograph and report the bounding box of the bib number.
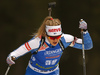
[45,59,57,65]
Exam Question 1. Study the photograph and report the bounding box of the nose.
[53,38,58,41]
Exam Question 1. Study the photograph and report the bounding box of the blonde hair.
[35,16,61,37]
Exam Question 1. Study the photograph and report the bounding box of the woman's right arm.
[6,37,41,65]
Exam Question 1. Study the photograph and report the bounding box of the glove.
[6,55,15,65]
[79,19,87,30]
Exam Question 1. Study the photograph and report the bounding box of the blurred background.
[0,0,100,75]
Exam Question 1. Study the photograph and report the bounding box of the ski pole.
[80,19,86,75]
[5,65,12,75]
[5,57,16,75]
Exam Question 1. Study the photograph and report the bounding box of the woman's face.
[47,35,61,46]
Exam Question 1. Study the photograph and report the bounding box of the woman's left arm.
[69,31,93,50]
[69,19,93,50]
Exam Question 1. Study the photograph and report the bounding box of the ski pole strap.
[33,36,45,54]
[58,40,65,51]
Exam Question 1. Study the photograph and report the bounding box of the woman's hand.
[79,19,87,30]
[6,55,15,65]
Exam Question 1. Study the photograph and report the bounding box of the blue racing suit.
[9,32,93,75]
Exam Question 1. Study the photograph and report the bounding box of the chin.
[52,43,58,46]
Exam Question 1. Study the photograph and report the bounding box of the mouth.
[53,42,57,44]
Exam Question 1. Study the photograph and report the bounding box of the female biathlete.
[6,16,93,75]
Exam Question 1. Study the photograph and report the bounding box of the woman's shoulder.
[29,36,41,42]
[27,36,41,49]
[61,33,74,42]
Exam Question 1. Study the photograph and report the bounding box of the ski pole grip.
[9,56,16,66]
[11,56,16,60]
[80,19,84,32]
[80,19,83,22]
